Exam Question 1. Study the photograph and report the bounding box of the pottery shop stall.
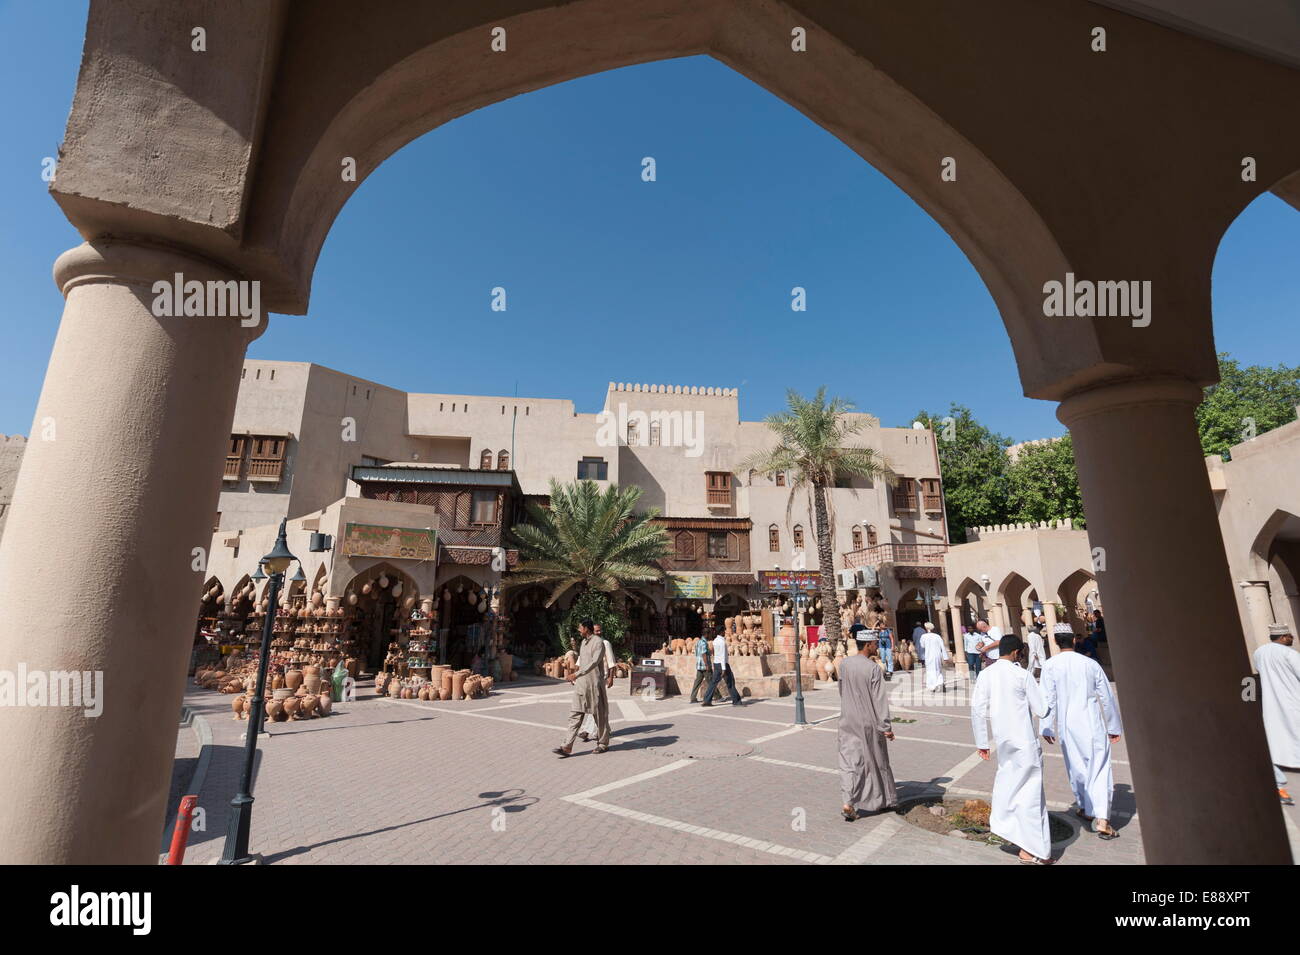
[435,575,490,670]
[340,564,426,674]
[506,585,560,671]
[624,589,663,658]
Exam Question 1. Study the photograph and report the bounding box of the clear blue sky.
[2,2,1297,442]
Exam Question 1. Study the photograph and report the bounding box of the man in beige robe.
[838,632,897,820]
[555,619,609,756]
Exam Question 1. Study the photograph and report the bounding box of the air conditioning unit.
[836,569,858,591]
[857,566,880,588]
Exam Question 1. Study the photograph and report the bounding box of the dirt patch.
[899,798,1072,847]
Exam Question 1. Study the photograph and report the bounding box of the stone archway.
[1245,510,1300,649]
[2,0,1296,863]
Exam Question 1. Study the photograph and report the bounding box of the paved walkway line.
[748,726,804,745]
[751,754,835,775]
[617,699,647,721]
[829,815,904,865]
[938,750,985,786]
[388,698,557,731]
[563,758,694,801]
[565,797,834,864]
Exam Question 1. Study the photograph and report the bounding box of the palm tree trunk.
[812,481,841,642]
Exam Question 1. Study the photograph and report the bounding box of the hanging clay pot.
[348,593,357,606]
[362,582,373,595]
[391,582,403,598]
[379,574,390,589]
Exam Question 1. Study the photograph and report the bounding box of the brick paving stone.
[164,673,1297,865]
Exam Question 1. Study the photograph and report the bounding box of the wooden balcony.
[247,457,284,482]
[223,455,243,480]
[842,542,948,568]
[706,487,732,507]
[923,493,943,510]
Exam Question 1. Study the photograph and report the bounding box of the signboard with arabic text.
[340,523,437,561]
[664,572,713,599]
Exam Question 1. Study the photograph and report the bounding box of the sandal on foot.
[1018,854,1053,865]
[842,807,857,822]
[552,747,572,758]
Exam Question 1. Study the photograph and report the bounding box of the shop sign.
[340,523,437,560]
[760,570,819,592]
[665,572,713,599]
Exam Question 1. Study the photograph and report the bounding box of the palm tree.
[740,388,894,643]
[507,478,670,607]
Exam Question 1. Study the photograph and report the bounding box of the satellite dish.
[911,421,925,430]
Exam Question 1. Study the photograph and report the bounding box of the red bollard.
[167,795,199,865]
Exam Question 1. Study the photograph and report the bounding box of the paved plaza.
[168,672,1300,866]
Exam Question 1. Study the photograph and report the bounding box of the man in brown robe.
[837,631,897,820]
[554,620,609,756]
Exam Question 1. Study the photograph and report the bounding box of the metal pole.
[220,569,281,864]
[791,582,807,725]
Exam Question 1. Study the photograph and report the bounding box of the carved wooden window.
[867,524,878,547]
[479,449,493,469]
[674,531,696,561]
[852,526,863,550]
[768,524,780,552]
[775,471,786,487]
[707,532,728,559]
[706,471,732,506]
[649,421,661,446]
[892,479,917,511]
[497,450,509,470]
[793,525,805,548]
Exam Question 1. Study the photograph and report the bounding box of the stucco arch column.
[0,240,262,863]
[1058,377,1290,864]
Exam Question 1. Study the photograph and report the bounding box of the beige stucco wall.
[1208,410,1300,648]
[0,435,25,541]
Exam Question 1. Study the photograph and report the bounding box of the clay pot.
[482,677,494,695]
[439,687,450,701]
[452,670,467,700]
[271,673,284,691]
[282,697,301,719]
[266,699,285,722]
[388,680,402,698]
[418,686,429,701]
[272,688,292,702]
[441,669,453,697]
[317,692,333,716]
[300,694,319,717]
[232,695,246,719]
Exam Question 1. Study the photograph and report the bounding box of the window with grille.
[775,472,786,487]
[867,525,878,546]
[706,471,732,505]
[921,478,942,510]
[577,457,608,481]
[471,489,499,524]
[708,532,728,558]
[769,525,780,552]
[852,527,863,550]
[497,450,509,470]
[649,422,660,446]
[892,479,917,510]
[626,421,639,446]
[479,449,493,469]
[793,525,805,548]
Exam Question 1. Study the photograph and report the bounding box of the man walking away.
[838,631,897,821]
[702,629,743,707]
[878,627,894,680]
[1025,624,1047,679]
[1040,624,1122,839]
[970,634,1053,864]
[689,631,712,704]
[963,625,983,680]
[554,619,609,756]
[1253,623,1300,806]
[919,622,949,693]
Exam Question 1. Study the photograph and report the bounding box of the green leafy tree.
[742,388,893,643]
[508,479,670,652]
[1006,435,1085,527]
[1196,353,1300,459]
[912,404,1011,541]
[558,591,628,656]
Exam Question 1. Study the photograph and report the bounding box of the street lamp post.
[776,564,808,726]
[220,518,297,865]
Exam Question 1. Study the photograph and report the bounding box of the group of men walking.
[553,619,614,757]
[837,621,1126,864]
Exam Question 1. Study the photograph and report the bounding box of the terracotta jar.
[439,687,450,701]
[266,699,285,722]
[452,670,467,700]
[285,669,303,690]
[482,676,494,695]
[300,694,319,717]
[231,695,246,720]
[270,673,284,691]
[317,692,333,716]
[388,680,402,698]
[283,697,301,719]
[441,669,454,697]
[272,688,292,702]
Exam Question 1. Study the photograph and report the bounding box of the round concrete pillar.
[1059,378,1290,864]
[0,241,261,863]
[1237,580,1274,653]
